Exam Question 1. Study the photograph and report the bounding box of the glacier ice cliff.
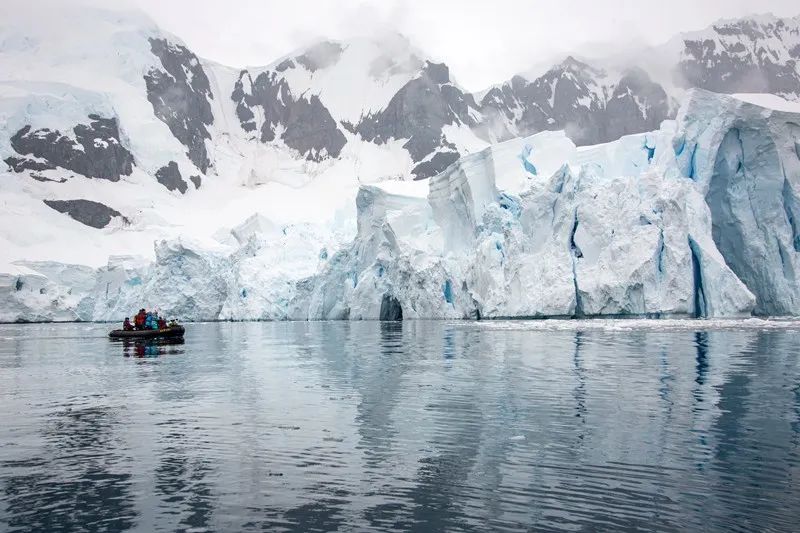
[294,107,755,320]
[5,89,800,322]
[674,93,800,315]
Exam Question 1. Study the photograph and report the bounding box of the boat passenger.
[123,317,133,331]
[158,317,167,329]
[134,309,147,330]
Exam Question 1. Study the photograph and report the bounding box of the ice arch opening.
[379,294,403,321]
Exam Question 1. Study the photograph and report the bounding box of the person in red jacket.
[134,309,147,330]
[157,316,167,329]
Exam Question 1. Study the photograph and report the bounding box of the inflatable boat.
[108,325,185,339]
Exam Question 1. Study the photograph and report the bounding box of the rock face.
[4,156,55,173]
[43,199,125,229]
[7,115,133,181]
[355,61,481,179]
[155,161,188,194]
[144,38,214,173]
[604,68,671,142]
[231,69,347,162]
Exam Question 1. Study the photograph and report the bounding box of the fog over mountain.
[126,0,800,91]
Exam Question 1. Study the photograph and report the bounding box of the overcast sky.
[128,0,799,91]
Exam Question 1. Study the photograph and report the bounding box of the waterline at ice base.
[4,89,800,322]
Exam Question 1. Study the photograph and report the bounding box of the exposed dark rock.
[43,199,125,228]
[190,175,201,189]
[412,151,460,180]
[604,68,670,142]
[425,61,450,84]
[231,70,346,161]
[4,156,55,173]
[356,61,478,174]
[155,161,188,193]
[144,38,214,173]
[340,120,357,134]
[283,95,347,161]
[474,81,525,142]
[231,70,256,133]
[295,41,343,72]
[275,59,294,72]
[9,115,134,180]
[30,174,67,183]
[480,58,605,145]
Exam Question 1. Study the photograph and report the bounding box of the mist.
[118,0,800,91]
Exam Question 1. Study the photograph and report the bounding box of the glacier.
[3,89,800,322]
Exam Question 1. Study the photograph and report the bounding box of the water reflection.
[153,425,215,531]
[572,331,587,431]
[2,403,135,532]
[695,331,709,386]
[116,337,185,358]
[0,322,798,532]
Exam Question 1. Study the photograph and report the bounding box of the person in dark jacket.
[123,317,133,331]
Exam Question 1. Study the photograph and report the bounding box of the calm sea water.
[0,320,798,532]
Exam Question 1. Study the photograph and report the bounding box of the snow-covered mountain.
[672,14,800,99]
[1,3,800,321]
[477,59,672,146]
[477,14,800,146]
